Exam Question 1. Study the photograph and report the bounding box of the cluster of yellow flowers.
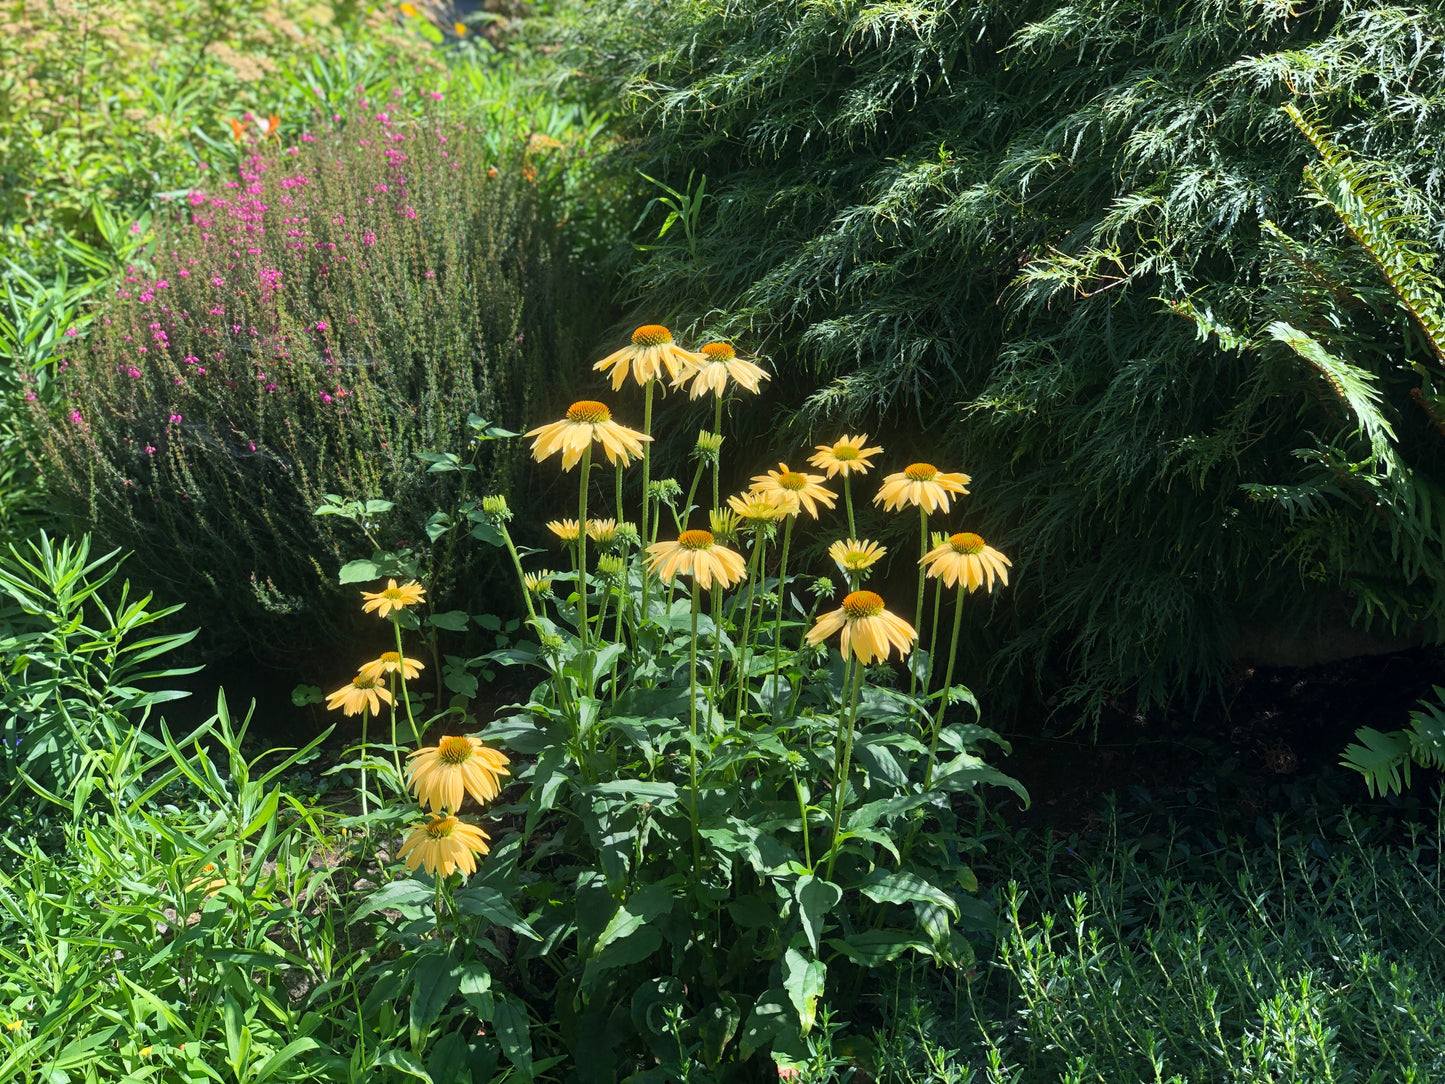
[327,578,512,880]
[524,323,1011,667]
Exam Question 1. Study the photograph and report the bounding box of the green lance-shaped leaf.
[782,948,826,1036]
[1340,727,1413,798]
[1266,321,1395,460]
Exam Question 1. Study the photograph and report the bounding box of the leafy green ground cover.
[5,2,1445,1083]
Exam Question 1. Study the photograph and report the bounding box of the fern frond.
[1285,103,1445,367]
[1340,727,1413,798]
[1407,687,1445,772]
[1265,320,1396,461]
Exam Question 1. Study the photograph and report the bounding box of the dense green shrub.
[556,0,1445,718]
[36,102,601,659]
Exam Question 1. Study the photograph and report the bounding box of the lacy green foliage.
[35,105,600,659]
[558,0,1445,716]
[1342,685,1445,796]
[952,800,1445,1081]
[0,533,196,814]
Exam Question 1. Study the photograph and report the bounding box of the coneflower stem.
[908,506,928,716]
[843,475,856,540]
[824,659,864,880]
[639,380,656,618]
[712,396,724,513]
[919,574,944,712]
[770,517,795,690]
[359,706,370,819]
[688,581,702,870]
[734,533,765,720]
[496,520,571,716]
[392,622,420,746]
[577,446,592,665]
[923,584,967,792]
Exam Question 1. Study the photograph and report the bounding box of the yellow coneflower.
[547,519,581,543]
[586,518,619,544]
[873,462,971,514]
[645,529,748,589]
[921,532,1011,592]
[325,674,394,716]
[399,2,418,15]
[525,400,652,471]
[674,341,770,399]
[454,20,466,35]
[397,815,491,878]
[593,325,704,390]
[360,579,426,618]
[727,492,784,523]
[808,434,884,478]
[523,570,557,595]
[407,735,512,813]
[357,651,424,684]
[805,589,916,663]
[828,538,886,574]
[750,463,837,519]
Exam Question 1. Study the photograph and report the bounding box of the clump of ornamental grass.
[34,101,601,660]
[317,321,1026,1078]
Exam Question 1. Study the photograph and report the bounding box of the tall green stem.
[358,706,370,819]
[824,660,864,879]
[576,446,593,657]
[907,506,928,714]
[711,396,724,513]
[843,475,856,540]
[639,380,656,617]
[923,585,967,791]
[770,517,795,688]
[392,622,420,746]
[688,581,702,869]
[733,533,765,720]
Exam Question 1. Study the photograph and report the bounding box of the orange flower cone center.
[567,400,612,424]
[700,342,736,360]
[424,816,458,839]
[678,529,715,550]
[631,324,673,346]
[379,651,400,664]
[832,444,860,460]
[353,675,381,690]
[949,532,986,554]
[779,471,808,490]
[842,590,886,618]
[437,736,474,764]
[904,463,938,481]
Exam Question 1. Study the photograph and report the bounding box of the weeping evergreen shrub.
[36,103,599,660]
[557,0,1445,718]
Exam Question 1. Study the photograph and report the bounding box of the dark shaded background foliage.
[556,0,1445,719]
[38,104,602,663]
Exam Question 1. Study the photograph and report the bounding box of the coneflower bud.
[481,494,512,524]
